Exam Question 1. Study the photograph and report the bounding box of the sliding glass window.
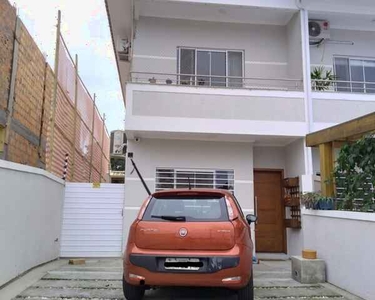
[334,57,375,93]
[178,48,244,87]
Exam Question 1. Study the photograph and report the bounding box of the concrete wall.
[0,160,65,287]
[132,90,306,122]
[253,146,286,170]
[123,138,253,242]
[132,16,292,79]
[313,96,375,125]
[310,28,375,70]
[286,12,303,79]
[302,209,375,300]
[285,139,306,256]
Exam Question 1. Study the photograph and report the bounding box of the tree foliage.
[334,135,375,211]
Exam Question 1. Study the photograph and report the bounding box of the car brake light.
[225,198,234,219]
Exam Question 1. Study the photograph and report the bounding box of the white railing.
[312,79,375,93]
[130,72,304,91]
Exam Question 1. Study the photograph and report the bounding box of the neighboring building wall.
[0,0,16,113]
[132,16,291,79]
[303,210,375,300]
[123,138,254,242]
[0,160,64,287]
[0,0,110,181]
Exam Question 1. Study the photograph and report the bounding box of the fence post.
[99,114,106,183]
[71,54,79,180]
[88,94,96,182]
[47,10,62,173]
[2,16,21,160]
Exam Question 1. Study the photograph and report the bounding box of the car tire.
[237,274,254,300]
[123,276,145,300]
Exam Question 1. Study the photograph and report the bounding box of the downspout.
[300,7,314,183]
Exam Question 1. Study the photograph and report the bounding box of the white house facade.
[106,0,375,256]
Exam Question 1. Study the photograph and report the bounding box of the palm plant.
[311,66,336,91]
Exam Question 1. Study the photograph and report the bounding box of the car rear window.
[143,196,229,222]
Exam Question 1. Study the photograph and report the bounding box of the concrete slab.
[7,259,363,300]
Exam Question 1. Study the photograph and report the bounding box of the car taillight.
[225,198,235,219]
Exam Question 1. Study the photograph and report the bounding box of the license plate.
[165,258,200,263]
[164,257,201,270]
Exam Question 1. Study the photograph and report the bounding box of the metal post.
[47,10,62,172]
[88,94,96,182]
[71,54,79,180]
[2,17,21,160]
[99,114,106,183]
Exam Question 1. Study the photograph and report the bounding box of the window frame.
[333,55,375,93]
[177,47,245,87]
[155,167,235,193]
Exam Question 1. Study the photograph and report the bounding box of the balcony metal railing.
[312,79,375,94]
[130,72,304,91]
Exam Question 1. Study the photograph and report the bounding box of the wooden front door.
[254,170,285,253]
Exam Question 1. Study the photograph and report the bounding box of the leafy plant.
[301,192,335,210]
[311,66,336,91]
[334,135,375,212]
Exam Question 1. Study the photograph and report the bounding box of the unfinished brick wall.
[0,0,16,112]
[0,0,110,182]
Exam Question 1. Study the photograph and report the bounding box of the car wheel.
[123,276,145,300]
[237,275,254,300]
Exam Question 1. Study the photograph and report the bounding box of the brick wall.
[0,0,110,182]
[0,0,16,112]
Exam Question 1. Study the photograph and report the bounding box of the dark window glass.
[334,57,350,92]
[143,196,229,222]
[180,49,195,85]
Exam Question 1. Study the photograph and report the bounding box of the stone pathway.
[11,258,359,300]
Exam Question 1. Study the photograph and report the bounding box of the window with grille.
[156,168,234,193]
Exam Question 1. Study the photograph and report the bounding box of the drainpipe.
[300,6,314,191]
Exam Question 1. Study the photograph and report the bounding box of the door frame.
[253,168,287,254]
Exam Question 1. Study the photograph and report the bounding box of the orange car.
[123,189,257,300]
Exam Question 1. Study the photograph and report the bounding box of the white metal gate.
[60,183,125,257]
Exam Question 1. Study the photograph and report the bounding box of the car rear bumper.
[124,247,252,289]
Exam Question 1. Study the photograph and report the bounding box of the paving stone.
[255,285,343,298]
[254,271,292,279]
[43,271,122,280]
[254,278,318,287]
[19,287,124,299]
[32,279,122,289]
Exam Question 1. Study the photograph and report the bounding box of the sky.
[12,0,125,133]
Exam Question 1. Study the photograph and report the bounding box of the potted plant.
[311,66,336,91]
[301,192,320,209]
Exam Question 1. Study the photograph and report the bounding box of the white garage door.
[60,183,125,257]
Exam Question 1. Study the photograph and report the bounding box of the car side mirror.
[246,214,257,224]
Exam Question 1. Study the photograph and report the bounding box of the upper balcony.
[308,9,375,131]
[121,3,308,142]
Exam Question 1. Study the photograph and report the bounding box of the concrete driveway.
[6,258,361,300]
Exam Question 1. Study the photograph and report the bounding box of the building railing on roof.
[312,79,375,94]
[130,72,304,91]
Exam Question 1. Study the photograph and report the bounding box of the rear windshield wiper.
[151,215,186,222]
